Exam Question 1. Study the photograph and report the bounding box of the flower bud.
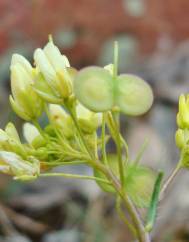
[104,63,114,75]
[76,103,102,133]
[10,55,44,121]
[11,54,33,75]
[49,104,74,138]
[33,71,62,104]
[175,129,189,149]
[23,123,46,149]
[0,123,26,157]
[177,94,189,129]
[5,122,20,142]
[34,40,72,100]
[0,151,39,180]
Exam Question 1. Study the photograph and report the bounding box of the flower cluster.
[0,37,156,210]
[2,37,180,240]
[175,94,189,167]
[0,38,103,180]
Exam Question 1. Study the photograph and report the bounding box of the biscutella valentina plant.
[0,36,187,242]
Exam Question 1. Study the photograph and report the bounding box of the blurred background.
[1,0,189,241]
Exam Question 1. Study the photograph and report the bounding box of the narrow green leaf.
[145,171,164,232]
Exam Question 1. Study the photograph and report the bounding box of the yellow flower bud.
[76,103,102,133]
[10,55,44,121]
[175,129,189,149]
[49,104,74,138]
[34,40,72,100]
[0,151,39,180]
[177,94,189,129]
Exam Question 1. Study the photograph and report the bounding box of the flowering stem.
[40,160,88,167]
[40,172,111,184]
[66,103,149,242]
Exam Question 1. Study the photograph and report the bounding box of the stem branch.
[160,164,181,201]
[40,172,111,184]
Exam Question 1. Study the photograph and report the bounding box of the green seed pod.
[74,67,114,112]
[115,74,153,116]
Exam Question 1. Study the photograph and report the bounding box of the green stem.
[40,172,111,185]
[120,136,129,163]
[104,167,150,242]
[134,139,149,165]
[113,111,125,189]
[116,197,137,236]
[41,160,88,167]
[66,104,95,159]
[113,41,118,78]
[65,103,149,242]
[159,163,181,201]
[102,113,108,165]
[32,120,46,139]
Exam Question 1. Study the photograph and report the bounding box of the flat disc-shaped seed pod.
[74,67,114,112]
[116,74,153,116]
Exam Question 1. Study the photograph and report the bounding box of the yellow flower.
[177,94,189,129]
[10,55,44,121]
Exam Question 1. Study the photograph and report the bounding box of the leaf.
[145,171,164,231]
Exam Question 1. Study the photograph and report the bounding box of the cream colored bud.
[49,104,74,138]
[11,54,33,75]
[34,48,57,84]
[104,63,114,75]
[43,41,70,71]
[34,40,72,100]
[11,64,33,99]
[0,151,39,180]
[10,60,44,121]
[23,123,40,144]
[34,72,62,104]
[5,122,20,142]
[76,103,102,133]
[0,123,26,157]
